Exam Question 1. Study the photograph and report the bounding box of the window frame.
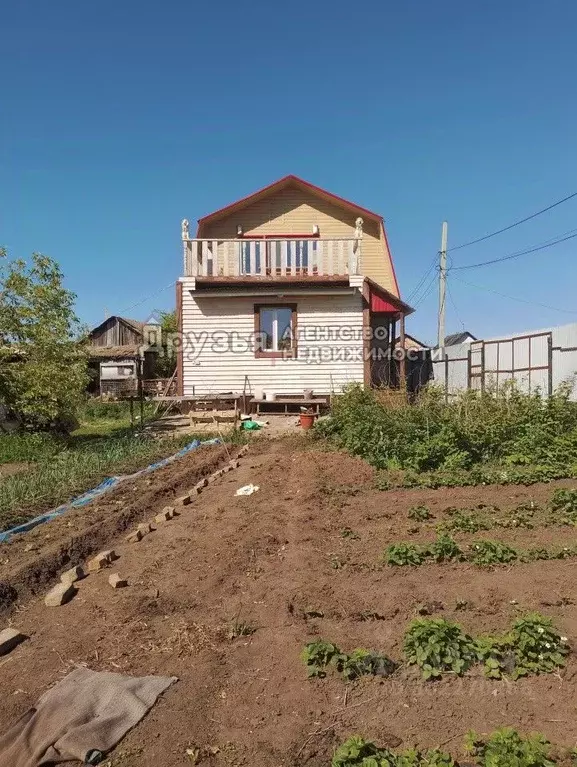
[254,303,298,359]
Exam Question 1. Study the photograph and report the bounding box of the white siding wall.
[181,284,364,395]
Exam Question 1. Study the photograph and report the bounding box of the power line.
[450,230,577,271]
[412,272,438,309]
[447,281,466,330]
[118,281,177,316]
[451,275,577,315]
[449,191,577,252]
[406,256,438,303]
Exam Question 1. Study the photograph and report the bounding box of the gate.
[468,331,553,395]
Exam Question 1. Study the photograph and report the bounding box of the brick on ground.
[60,565,85,584]
[126,529,143,543]
[45,582,77,607]
[109,573,128,589]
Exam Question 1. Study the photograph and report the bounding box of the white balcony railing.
[182,237,362,278]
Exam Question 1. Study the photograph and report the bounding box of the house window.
[254,304,297,358]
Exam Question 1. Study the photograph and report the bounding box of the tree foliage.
[0,251,88,430]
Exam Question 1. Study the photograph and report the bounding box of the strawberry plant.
[426,534,463,563]
[550,488,577,523]
[335,648,398,680]
[385,543,427,566]
[465,728,555,767]
[508,612,569,678]
[403,618,478,680]
[408,505,433,522]
[331,737,454,767]
[302,641,396,681]
[301,640,340,677]
[438,511,492,534]
[469,539,518,566]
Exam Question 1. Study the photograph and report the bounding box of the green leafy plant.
[403,618,478,680]
[301,640,340,678]
[332,736,396,767]
[469,540,518,566]
[408,505,433,522]
[331,737,454,767]
[385,543,427,566]
[335,649,398,681]
[550,488,577,524]
[438,511,492,534]
[508,613,569,678]
[465,728,555,767]
[301,641,396,681]
[476,613,569,680]
[426,534,463,563]
[316,381,577,485]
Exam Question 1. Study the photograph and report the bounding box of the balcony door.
[239,236,317,275]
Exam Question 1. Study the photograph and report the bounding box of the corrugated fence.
[432,321,577,399]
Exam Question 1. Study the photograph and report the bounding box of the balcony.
[182,237,362,278]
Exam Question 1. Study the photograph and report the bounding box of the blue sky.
[2,0,576,344]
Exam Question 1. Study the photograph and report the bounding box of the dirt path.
[2,441,577,765]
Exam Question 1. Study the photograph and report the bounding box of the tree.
[0,251,88,430]
[154,309,178,377]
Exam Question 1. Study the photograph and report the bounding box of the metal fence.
[432,321,577,400]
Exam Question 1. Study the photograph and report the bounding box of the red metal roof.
[196,175,384,230]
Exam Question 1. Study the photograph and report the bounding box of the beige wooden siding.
[180,284,364,395]
[199,186,398,296]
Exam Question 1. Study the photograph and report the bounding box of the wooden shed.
[87,316,158,396]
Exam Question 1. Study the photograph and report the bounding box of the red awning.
[370,292,400,313]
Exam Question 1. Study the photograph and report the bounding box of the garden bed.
[2,442,577,765]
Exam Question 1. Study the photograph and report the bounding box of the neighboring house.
[87,315,160,396]
[177,175,414,399]
[444,331,477,347]
[395,333,429,351]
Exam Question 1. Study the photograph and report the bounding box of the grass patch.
[0,432,212,531]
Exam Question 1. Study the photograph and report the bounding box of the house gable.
[197,176,400,297]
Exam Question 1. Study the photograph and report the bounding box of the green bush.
[317,382,577,478]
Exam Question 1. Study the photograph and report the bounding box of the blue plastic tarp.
[0,437,221,544]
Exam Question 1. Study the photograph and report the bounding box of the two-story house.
[176,175,413,400]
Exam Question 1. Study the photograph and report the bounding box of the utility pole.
[437,221,448,347]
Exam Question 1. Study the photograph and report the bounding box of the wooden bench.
[250,397,329,415]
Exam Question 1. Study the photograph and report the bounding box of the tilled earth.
[1,438,577,765]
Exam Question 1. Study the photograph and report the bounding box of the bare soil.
[1,439,577,766]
